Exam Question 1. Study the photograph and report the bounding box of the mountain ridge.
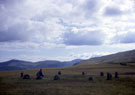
[0,59,81,71]
[76,49,135,65]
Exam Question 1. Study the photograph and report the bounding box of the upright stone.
[88,76,93,81]
[115,72,119,78]
[20,72,24,78]
[36,69,44,80]
[82,72,85,75]
[54,75,60,80]
[106,73,112,80]
[23,74,30,79]
[100,72,104,76]
[58,71,61,75]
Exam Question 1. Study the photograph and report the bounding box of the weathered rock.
[115,72,119,78]
[82,72,85,75]
[36,69,44,80]
[106,73,112,80]
[23,74,30,79]
[88,76,93,81]
[54,75,60,80]
[36,76,42,80]
[58,71,61,75]
[100,72,104,76]
[20,72,24,78]
[37,69,44,77]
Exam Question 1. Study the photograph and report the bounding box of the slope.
[76,49,135,65]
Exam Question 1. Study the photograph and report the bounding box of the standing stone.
[20,72,24,78]
[115,72,119,78]
[88,76,93,81]
[23,74,30,79]
[54,75,60,80]
[36,69,44,80]
[106,73,112,80]
[100,72,104,76]
[82,72,85,75]
[58,71,61,75]
[38,69,44,77]
[36,75,42,80]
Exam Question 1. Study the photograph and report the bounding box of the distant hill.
[76,50,135,65]
[0,59,81,71]
[0,59,35,70]
[35,59,81,68]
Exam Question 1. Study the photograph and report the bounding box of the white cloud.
[63,27,107,45]
[0,0,134,46]
[0,0,135,61]
[69,51,111,60]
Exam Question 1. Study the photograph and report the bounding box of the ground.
[0,63,135,95]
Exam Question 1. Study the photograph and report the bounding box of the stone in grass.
[115,72,119,78]
[54,75,60,80]
[36,69,44,77]
[106,73,112,80]
[58,71,62,75]
[82,72,86,75]
[36,69,44,80]
[23,74,30,79]
[36,75,43,80]
[20,72,24,78]
[88,76,93,81]
[100,72,104,76]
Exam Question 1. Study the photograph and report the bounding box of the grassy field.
[0,63,135,95]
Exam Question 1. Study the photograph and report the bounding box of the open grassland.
[0,63,135,95]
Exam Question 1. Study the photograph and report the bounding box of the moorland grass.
[0,63,135,95]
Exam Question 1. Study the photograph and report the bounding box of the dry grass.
[0,63,135,95]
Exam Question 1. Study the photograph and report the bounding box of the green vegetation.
[76,50,135,65]
[0,64,135,95]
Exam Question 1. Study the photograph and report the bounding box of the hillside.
[0,59,35,70]
[0,59,81,70]
[0,63,135,95]
[76,49,135,65]
[36,59,81,68]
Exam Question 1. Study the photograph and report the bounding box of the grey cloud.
[81,0,100,17]
[0,0,24,8]
[0,0,50,43]
[62,0,100,21]
[104,7,123,16]
[0,0,134,46]
[0,0,101,44]
[63,30,105,45]
[0,1,30,42]
[82,0,99,12]
[115,32,135,43]
[0,22,34,42]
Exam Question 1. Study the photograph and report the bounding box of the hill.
[36,59,81,68]
[0,59,81,71]
[0,59,35,70]
[76,49,135,65]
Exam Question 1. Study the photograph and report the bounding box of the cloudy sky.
[0,0,135,62]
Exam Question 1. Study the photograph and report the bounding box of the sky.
[0,0,135,62]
